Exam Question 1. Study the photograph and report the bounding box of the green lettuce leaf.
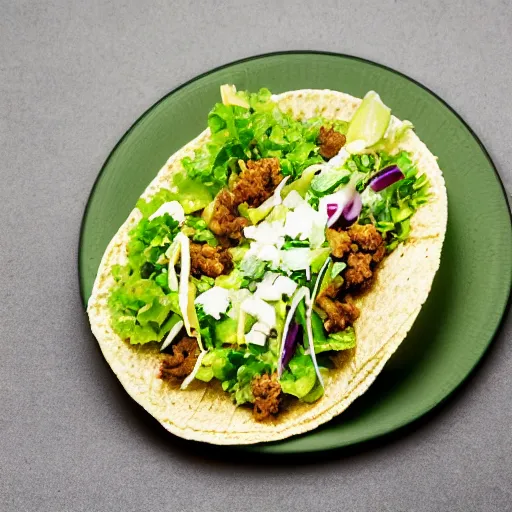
[240,254,267,279]
[228,245,249,263]
[238,202,273,225]
[214,317,238,345]
[191,275,215,293]
[215,268,245,290]
[195,348,240,382]
[310,312,356,353]
[302,380,325,403]
[136,174,213,217]
[195,305,217,350]
[309,248,331,273]
[136,188,175,218]
[373,119,414,153]
[195,348,271,406]
[126,213,180,270]
[107,208,185,345]
[180,88,342,193]
[317,328,356,353]
[279,354,317,399]
[282,164,318,198]
[233,359,271,405]
[184,216,218,246]
[311,168,350,195]
[108,276,177,345]
[357,150,430,250]
[136,296,174,327]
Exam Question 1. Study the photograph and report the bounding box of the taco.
[87,85,447,444]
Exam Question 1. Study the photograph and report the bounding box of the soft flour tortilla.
[87,90,447,445]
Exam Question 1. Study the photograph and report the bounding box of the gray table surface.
[1,1,511,511]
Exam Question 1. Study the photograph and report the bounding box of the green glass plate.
[79,52,511,454]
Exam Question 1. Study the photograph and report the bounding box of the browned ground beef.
[326,228,353,258]
[251,372,282,421]
[348,223,384,252]
[318,126,346,159]
[190,242,233,278]
[208,189,248,241]
[209,158,283,240]
[158,337,200,381]
[315,279,360,333]
[317,295,360,333]
[317,223,386,333]
[232,158,283,207]
[344,252,373,288]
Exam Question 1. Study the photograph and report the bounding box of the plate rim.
[78,50,512,453]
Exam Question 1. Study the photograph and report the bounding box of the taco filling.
[105,86,432,421]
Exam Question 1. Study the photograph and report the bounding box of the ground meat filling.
[344,252,373,287]
[233,158,283,207]
[190,242,233,278]
[251,372,282,421]
[209,158,283,240]
[315,279,360,333]
[317,294,360,333]
[344,224,385,289]
[325,228,354,258]
[348,223,385,252]
[158,337,200,381]
[318,223,386,333]
[318,126,346,159]
[209,189,248,241]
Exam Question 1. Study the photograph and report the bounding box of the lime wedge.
[346,91,391,147]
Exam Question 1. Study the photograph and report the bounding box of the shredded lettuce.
[195,347,272,405]
[214,317,239,345]
[228,245,249,263]
[195,305,218,349]
[311,168,350,195]
[109,276,177,344]
[279,354,317,399]
[374,118,414,153]
[107,214,183,345]
[309,248,331,274]
[310,312,356,353]
[215,268,245,290]
[282,237,310,250]
[184,215,218,246]
[357,151,430,250]
[127,213,180,265]
[324,328,357,351]
[240,254,268,280]
[195,301,253,348]
[238,202,272,226]
[282,164,319,198]
[191,275,215,294]
[345,152,379,175]
[180,88,334,194]
[302,380,326,403]
[137,174,213,217]
[195,348,240,382]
